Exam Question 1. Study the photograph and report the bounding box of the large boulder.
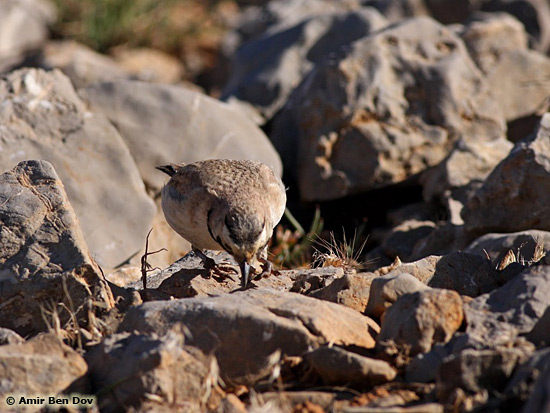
[464,264,550,348]
[271,16,505,201]
[38,40,130,89]
[0,68,156,268]
[460,13,550,123]
[421,0,550,52]
[463,114,550,235]
[465,229,550,266]
[435,346,534,403]
[226,0,366,48]
[222,7,387,123]
[478,0,550,52]
[79,80,283,193]
[404,263,549,386]
[421,138,513,225]
[119,289,379,385]
[371,252,500,298]
[0,0,56,71]
[129,250,345,299]
[0,160,114,337]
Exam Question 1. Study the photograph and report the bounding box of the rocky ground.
[2,0,550,412]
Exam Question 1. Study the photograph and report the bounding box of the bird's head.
[208,207,272,288]
[221,210,270,263]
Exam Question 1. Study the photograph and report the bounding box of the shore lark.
[157,159,286,288]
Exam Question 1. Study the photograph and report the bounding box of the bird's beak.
[239,260,251,289]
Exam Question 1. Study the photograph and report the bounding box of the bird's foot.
[194,249,238,282]
[230,282,259,293]
[211,264,239,283]
[252,258,279,281]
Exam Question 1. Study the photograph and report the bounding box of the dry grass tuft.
[494,238,547,270]
[311,229,369,272]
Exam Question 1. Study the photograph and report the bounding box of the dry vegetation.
[50,0,237,83]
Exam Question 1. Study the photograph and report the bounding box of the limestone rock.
[463,114,550,236]
[86,330,212,413]
[465,229,550,267]
[227,0,366,48]
[0,333,87,409]
[368,0,429,21]
[526,306,550,346]
[222,7,387,123]
[119,289,379,385]
[289,266,345,295]
[0,68,156,268]
[421,138,513,225]
[405,341,456,383]
[424,137,513,198]
[220,394,248,413]
[374,255,441,282]
[131,251,334,298]
[426,252,500,294]
[112,47,185,84]
[256,391,342,412]
[504,348,550,411]
[271,16,505,201]
[308,272,377,313]
[478,0,550,52]
[128,197,192,273]
[0,0,56,71]
[376,289,464,358]
[459,11,550,141]
[422,0,550,53]
[105,266,142,288]
[79,80,283,194]
[460,12,529,73]
[365,272,430,319]
[0,328,24,345]
[464,264,550,347]
[373,252,499,298]
[303,346,396,387]
[0,160,114,337]
[436,347,533,401]
[136,255,375,314]
[379,219,437,261]
[39,40,130,89]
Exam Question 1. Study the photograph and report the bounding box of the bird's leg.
[253,247,279,281]
[193,248,215,271]
[253,258,280,280]
[193,247,237,281]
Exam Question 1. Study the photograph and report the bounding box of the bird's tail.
[156,163,184,176]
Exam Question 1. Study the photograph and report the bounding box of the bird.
[156,159,287,289]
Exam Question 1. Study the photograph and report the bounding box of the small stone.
[304,346,397,387]
[0,333,87,399]
[436,346,533,401]
[376,289,464,359]
[86,329,213,412]
[365,272,429,319]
